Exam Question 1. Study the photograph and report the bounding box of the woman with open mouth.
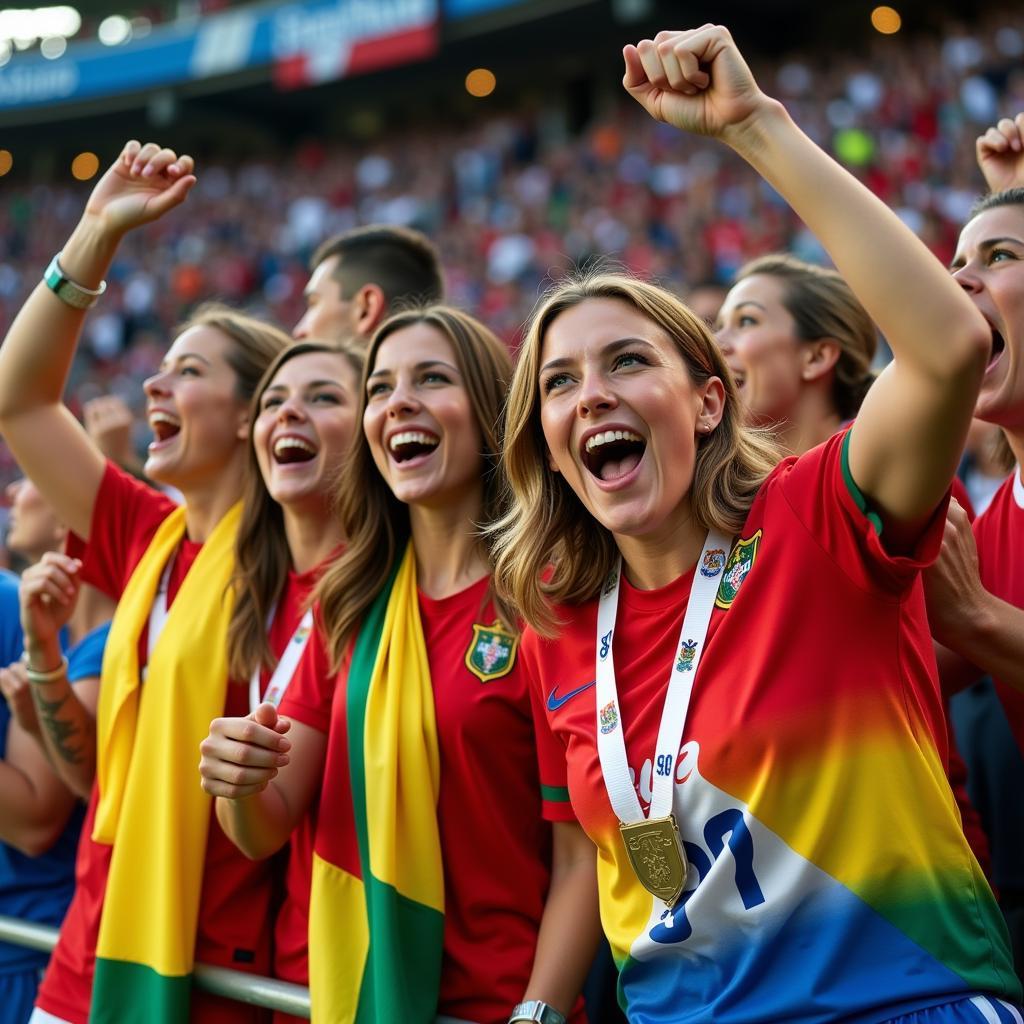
[0,141,289,1023]
[199,306,599,1024]
[209,338,363,1022]
[715,253,876,456]
[925,112,1024,976]
[492,25,1020,1024]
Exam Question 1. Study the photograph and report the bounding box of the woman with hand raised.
[200,306,600,1024]
[493,27,1020,1024]
[0,141,289,1023]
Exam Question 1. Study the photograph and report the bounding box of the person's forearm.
[0,754,67,855]
[214,784,296,861]
[25,638,96,799]
[521,844,602,1016]
[727,102,987,378]
[941,591,1024,692]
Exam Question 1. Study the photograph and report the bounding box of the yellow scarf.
[309,543,445,1023]
[90,502,242,1023]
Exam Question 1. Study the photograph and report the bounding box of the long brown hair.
[227,341,363,681]
[314,305,513,670]
[491,270,781,637]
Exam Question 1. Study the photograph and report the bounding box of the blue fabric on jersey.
[0,575,110,976]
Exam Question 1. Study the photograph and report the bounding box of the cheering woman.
[0,142,288,1023]
[492,27,1020,1024]
[200,305,599,1024]
[227,338,362,1018]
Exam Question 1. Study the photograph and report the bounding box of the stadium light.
[870,6,901,34]
[98,14,131,46]
[465,68,496,98]
[40,34,66,58]
[0,151,12,176]
[71,152,99,181]
[0,6,81,44]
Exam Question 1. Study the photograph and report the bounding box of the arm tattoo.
[34,690,90,766]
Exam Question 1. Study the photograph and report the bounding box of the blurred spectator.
[1,8,1023,485]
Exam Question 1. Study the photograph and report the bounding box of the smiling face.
[252,350,360,513]
[715,274,807,426]
[363,323,484,510]
[142,325,251,490]
[951,204,1024,432]
[538,297,724,542]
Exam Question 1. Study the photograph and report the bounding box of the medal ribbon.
[595,529,731,826]
[249,607,314,712]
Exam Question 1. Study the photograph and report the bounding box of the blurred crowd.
[0,7,1022,491]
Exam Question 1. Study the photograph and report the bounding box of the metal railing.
[0,915,311,1018]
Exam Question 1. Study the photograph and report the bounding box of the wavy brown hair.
[227,341,363,681]
[735,254,878,421]
[315,305,514,670]
[491,270,781,636]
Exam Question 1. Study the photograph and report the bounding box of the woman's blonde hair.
[227,340,363,682]
[491,270,780,636]
[314,305,515,670]
[735,254,877,421]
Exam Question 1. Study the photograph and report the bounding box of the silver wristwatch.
[508,1001,567,1024]
[43,252,107,310]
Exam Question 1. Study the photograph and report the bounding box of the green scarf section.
[309,544,445,1023]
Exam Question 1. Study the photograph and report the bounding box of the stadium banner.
[0,0,439,110]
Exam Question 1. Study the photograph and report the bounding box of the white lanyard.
[143,559,174,682]
[595,529,731,826]
[249,607,314,712]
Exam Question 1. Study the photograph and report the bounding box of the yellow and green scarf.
[90,502,242,1023]
[308,543,445,1023]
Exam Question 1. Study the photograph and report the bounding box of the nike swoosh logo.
[547,679,595,712]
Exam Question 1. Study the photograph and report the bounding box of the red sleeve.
[277,621,333,734]
[522,629,576,823]
[777,428,948,596]
[65,461,178,601]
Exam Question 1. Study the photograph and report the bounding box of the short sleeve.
[0,569,24,666]
[65,461,177,601]
[278,620,333,734]
[522,629,576,823]
[777,428,948,596]
[66,622,111,683]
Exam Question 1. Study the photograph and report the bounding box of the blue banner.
[0,0,438,110]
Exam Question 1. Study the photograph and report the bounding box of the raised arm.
[624,27,990,541]
[0,141,195,539]
[977,113,1024,194]
[200,702,325,860]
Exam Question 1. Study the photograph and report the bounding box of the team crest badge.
[715,530,762,609]
[599,701,619,734]
[465,621,519,683]
[700,548,726,578]
[675,639,697,672]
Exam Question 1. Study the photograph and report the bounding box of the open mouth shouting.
[581,427,647,485]
[987,326,1006,372]
[273,435,318,465]
[148,410,181,450]
[388,429,440,467]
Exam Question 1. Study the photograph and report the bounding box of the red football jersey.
[973,469,1024,754]
[36,462,273,1024]
[282,574,583,1024]
[522,432,1016,1022]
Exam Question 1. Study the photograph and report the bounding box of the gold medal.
[619,813,688,906]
